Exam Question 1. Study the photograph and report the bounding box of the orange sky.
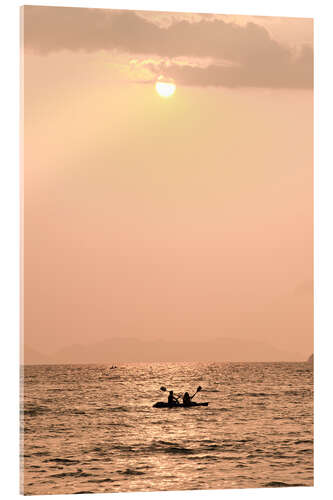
[22,6,313,361]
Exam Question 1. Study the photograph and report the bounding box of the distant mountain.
[48,337,302,364]
[23,345,55,365]
[307,353,314,363]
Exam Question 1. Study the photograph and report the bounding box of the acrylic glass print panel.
[21,4,314,496]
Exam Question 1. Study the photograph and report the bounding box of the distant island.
[307,353,314,363]
[23,337,303,365]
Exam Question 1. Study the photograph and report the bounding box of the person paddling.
[182,391,194,407]
[168,390,179,406]
[183,386,202,406]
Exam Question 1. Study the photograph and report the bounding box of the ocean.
[21,362,313,495]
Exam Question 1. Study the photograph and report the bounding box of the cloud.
[23,6,313,89]
[141,44,313,89]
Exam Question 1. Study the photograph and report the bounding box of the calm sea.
[21,362,313,495]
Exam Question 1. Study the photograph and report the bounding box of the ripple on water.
[265,481,306,488]
[22,362,313,495]
[45,458,80,465]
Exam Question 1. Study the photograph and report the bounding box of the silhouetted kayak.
[153,402,209,408]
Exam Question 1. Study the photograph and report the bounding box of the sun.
[155,81,176,98]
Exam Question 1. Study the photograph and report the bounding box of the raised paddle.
[191,386,202,400]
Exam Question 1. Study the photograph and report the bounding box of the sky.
[22,6,313,362]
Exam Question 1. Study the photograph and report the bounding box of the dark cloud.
[145,44,313,89]
[23,6,313,89]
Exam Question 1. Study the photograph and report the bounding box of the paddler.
[168,390,179,406]
[182,392,193,407]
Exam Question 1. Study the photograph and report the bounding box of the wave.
[265,481,306,488]
[108,406,129,412]
[296,449,313,455]
[164,447,195,455]
[46,458,80,465]
[87,478,115,483]
[61,409,86,415]
[31,451,50,457]
[187,454,219,461]
[121,468,145,475]
[114,440,198,456]
[284,390,313,396]
[50,471,93,478]
[22,405,51,417]
[234,392,276,398]
[74,490,95,494]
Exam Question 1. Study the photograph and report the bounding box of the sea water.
[21,362,313,495]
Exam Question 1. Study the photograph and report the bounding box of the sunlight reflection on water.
[21,362,313,495]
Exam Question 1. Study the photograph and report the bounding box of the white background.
[0,1,331,499]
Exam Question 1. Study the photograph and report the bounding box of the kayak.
[153,402,209,408]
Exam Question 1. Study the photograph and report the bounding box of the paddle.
[160,386,202,400]
[191,386,202,400]
[160,386,182,401]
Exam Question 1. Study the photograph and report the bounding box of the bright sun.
[155,81,176,98]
